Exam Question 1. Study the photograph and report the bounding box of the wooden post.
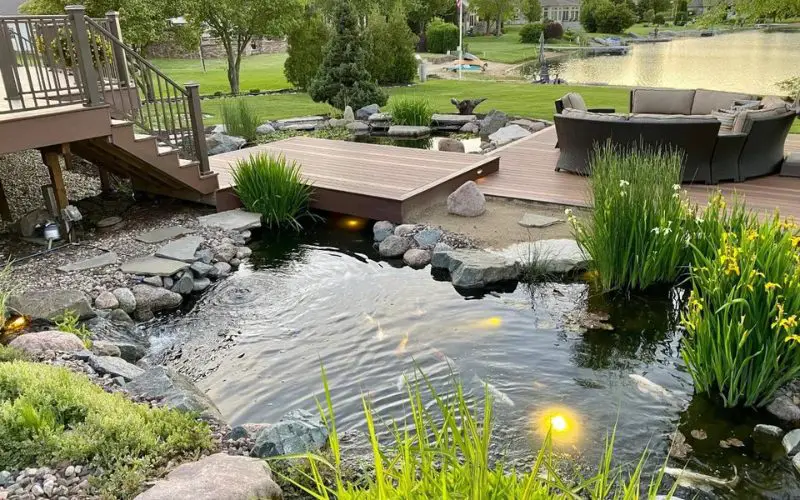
[0,179,12,222]
[66,5,102,106]
[186,83,211,175]
[105,11,130,85]
[40,148,69,214]
[98,167,112,193]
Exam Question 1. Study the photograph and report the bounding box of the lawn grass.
[151,53,291,94]
[462,26,539,64]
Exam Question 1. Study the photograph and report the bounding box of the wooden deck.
[480,127,800,219]
[210,137,500,222]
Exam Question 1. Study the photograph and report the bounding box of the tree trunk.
[226,50,239,95]
[495,15,502,36]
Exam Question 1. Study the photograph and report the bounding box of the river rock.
[91,340,121,357]
[394,224,417,237]
[126,366,223,421]
[492,239,590,273]
[431,242,454,268]
[214,243,238,263]
[403,249,431,269]
[413,228,443,249]
[479,110,508,138]
[7,289,94,321]
[163,277,174,289]
[447,181,485,217]
[193,277,211,292]
[143,276,163,287]
[379,235,411,258]
[346,121,369,135]
[236,247,253,259]
[209,262,232,278]
[206,133,246,155]
[256,123,275,135]
[343,105,355,122]
[753,424,785,459]
[85,315,148,363]
[229,423,271,440]
[442,249,520,289]
[509,118,547,133]
[132,285,182,314]
[171,274,194,295]
[8,330,85,354]
[190,261,214,277]
[460,122,480,134]
[356,104,380,120]
[438,138,465,153]
[766,395,800,425]
[134,453,282,500]
[87,355,144,381]
[784,429,800,456]
[488,124,530,146]
[251,409,328,458]
[94,291,119,310]
[373,221,395,242]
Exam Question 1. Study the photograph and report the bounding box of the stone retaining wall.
[146,35,287,60]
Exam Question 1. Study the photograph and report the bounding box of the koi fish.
[662,465,739,493]
[629,374,673,400]
[476,377,515,407]
[473,316,503,329]
[365,313,386,340]
[394,333,409,356]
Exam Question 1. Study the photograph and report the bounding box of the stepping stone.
[432,114,477,125]
[492,239,590,274]
[197,209,261,231]
[96,216,123,231]
[58,251,118,272]
[518,213,563,228]
[387,125,431,138]
[135,225,193,244]
[155,236,204,263]
[121,256,189,276]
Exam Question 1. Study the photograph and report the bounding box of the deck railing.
[0,6,209,174]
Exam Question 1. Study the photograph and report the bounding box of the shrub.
[568,144,693,291]
[653,13,666,25]
[682,194,800,408]
[519,22,544,43]
[309,0,387,110]
[284,13,330,90]
[544,20,564,39]
[55,310,92,349]
[643,8,655,23]
[0,346,28,363]
[232,153,318,231]
[594,1,638,33]
[365,8,419,85]
[221,98,260,143]
[389,96,434,126]
[580,0,602,32]
[0,263,14,324]
[425,17,459,53]
[778,76,800,105]
[0,361,213,497]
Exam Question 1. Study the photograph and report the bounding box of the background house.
[0,0,24,15]
[542,0,582,29]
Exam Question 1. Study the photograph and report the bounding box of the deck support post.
[66,5,102,107]
[0,179,12,222]
[185,83,211,175]
[98,167,112,193]
[40,147,69,216]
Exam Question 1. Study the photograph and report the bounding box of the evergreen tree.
[365,7,420,85]
[308,0,387,110]
[284,11,330,89]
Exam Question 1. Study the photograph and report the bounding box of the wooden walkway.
[480,127,800,219]
[210,137,499,222]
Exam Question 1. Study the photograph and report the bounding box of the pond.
[551,31,800,95]
[145,219,799,498]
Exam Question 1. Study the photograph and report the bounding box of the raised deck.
[210,137,500,222]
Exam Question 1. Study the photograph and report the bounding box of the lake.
[555,31,800,95]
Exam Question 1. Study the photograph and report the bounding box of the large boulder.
[134,453,282,500]
[206,133,246,155]
[8,289,94,321]
[492,240,591,274]
[87,355,144,381]
[85,315,148,363]
[413,228,443,249]
[8,330,85,354]
[438,138,466,153]
[488,124,531,146]
[126,367,223,421]
[447,181,486,217]
[373,221,395,242]
[403,249,431,269]
[132,285,183,315]
[479,110,508,138]
[432,248,520,289]
[251,409,328,458]
[379,235,411,258]
[766,395,800,425]
[356,104,380,120]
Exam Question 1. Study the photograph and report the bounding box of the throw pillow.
[731,99,762,111]
[711,109,737,132]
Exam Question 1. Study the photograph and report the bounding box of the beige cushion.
[631,88,696,115]
[628,114,717,124]
[732,106,788,134]
[760,95,790,110]
[562,108,628,121]
[561,92,587,111]
[631,113,713,119]
[711,109,738,132]
[690,89,757,115]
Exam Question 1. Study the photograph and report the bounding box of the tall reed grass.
[568,144,694,292]
[682,194,800,407]
[389,96,434,126]
[232,153,318,231]
[275,367,677,499]
[221,98,261,142]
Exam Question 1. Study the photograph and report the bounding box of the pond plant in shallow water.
[232,152,318,231]
[682,194,800,408]
[275,368,677,499]
[388,96,435,127]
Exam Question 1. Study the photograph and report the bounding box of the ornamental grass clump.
[220,98,260,142]
[568,144,694,292]
[0,361,213,497]
[389,96,434,127]
[681,194,800,408]
[232,152,317,231]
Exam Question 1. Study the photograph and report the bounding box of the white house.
[541,0,582,28]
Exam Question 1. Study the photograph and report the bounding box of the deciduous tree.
[521,0,542,22]
[471,0,520,36]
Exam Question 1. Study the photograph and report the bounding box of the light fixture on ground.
[533,405,581,444]
[337,216,367,231]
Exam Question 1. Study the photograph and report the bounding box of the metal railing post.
[105,11,129,85]
[66,5,102,106]
[0,22,20,100]
[186,83,210,174]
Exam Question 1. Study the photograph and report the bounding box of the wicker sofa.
[553,88,798,184]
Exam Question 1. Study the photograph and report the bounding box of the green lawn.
[461,26,540,64]
[151,53,291,94]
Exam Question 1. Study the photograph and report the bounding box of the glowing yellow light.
[2,315,29,333]
[474,316,502,329]
[533,406,581,444]
[550,415,568,432]
[337,216,367,231]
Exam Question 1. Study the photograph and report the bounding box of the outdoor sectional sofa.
[553,88,798,184]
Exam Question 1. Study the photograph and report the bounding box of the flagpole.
[458,0,463,80]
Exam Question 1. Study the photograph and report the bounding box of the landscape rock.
[784,429,800,456]
[135,226,193,244]
[356,104,380,120]
[373,221,395,242]
[345,121,369,135]
[94,291,119,310]
[126,366,223,421]
[488,124,531,146]
[379,235,411,258]
[57,251,118,272]
[18,208,49,237]
[87,355,144,381]
[493,239,590,273]
[438,138,466,153]
[413,228,443,249]
[171,274,194,295]
[256,123,275,135]
[122,256,189,277]
[209,262,232,278]
[155,236,204,263]
[343,105,355,122]
[8,289,94,321]
[132,284,182,314]
[387,125,431,138]
[367,112,392,130]
[518,213,562,228]
[236,247,252,259]
[229,423,271,440]
[198,209,262,232]
[274,116,325,131]
[8,330,85,354]
[85,315,148,362]
[766,395,800,425]
[753,424,785,459]
[509,118,547,133]
[460,122,480,134]
[251,409,328,458]
[214,243,238,263]
[206,133,246,155]
[479,110,509,138]
[91,340,121,357]
[195,248,215,264]
[431,242,454,268]
[403,249,431,269]
[394,224,417,237]
[164,277,175,289]
[229,258,241,267]
[134,453,282,500]
[432,113,477,130]
[142,276,163,287]
[192,277,211,292]
[190,261,214,277]
[436,249,520,289]
[447,181,486,217]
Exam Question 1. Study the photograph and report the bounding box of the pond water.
[552,31,800,95]
[145,220,799,498]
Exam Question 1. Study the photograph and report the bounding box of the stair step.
[133,133,154,142]
[157,146,176,156]
[178,158,195,168]
[111,119,133,128]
